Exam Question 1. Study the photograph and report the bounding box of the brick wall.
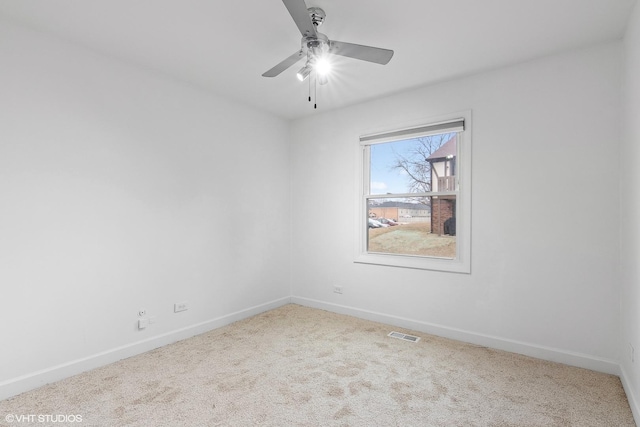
[431,197,455,235]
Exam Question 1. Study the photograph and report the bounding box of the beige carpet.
[0,304,635,426]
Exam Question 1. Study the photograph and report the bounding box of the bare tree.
[391,133,452,202]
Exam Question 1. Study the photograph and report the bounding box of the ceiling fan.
[262,0,394,85]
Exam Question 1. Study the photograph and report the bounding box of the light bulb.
[296,64,312,82]
[315,57,332,76]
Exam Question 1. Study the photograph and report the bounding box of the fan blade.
[282,0,317,38]
[329,40,394,65]
[262,50,305,77]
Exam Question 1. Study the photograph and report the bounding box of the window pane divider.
[365,192,457,199]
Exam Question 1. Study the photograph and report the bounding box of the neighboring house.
[427,136,457,235]
[369,201,430,221]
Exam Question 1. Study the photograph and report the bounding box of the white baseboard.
[0,297,291,401]
[291,296,620,376]
[620,365,640,426]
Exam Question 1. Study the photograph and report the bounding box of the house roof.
[374,201,430,210]
[427,137,456,161]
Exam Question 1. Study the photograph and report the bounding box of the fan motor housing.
[302,32,329,54]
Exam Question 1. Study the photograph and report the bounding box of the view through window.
[366,131,458,259]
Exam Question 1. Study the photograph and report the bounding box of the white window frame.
[355,110,472,273]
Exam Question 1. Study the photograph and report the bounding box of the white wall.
[0,21,291,397]
[290,42,623,372]
[0,12,633,410]
[620,1,640,421]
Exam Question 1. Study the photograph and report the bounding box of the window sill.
[354,252,470,274]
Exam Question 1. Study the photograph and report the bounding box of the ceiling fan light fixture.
[262,0,394,107]
[296,64,312,81]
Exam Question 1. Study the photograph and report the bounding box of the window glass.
[366,133,458,259]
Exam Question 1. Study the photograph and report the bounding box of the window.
[356,112,471,273]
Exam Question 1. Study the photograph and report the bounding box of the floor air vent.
[388,331,421,343]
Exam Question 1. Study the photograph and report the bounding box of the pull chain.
[304,71,319,110]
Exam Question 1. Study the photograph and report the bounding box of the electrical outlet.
[138,318,149,329]
[333,286,343,294]
[174,302,188,313]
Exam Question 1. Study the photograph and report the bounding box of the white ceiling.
[0,0,636,120]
